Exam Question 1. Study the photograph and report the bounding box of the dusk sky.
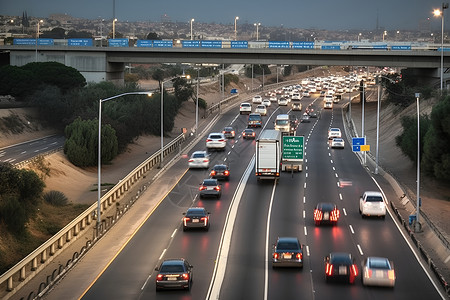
[2,0,447,31]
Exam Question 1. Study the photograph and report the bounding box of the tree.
[152,68,165,91]
[22,62,86,91]
[173,77,194,102]
[30,85,72,128]
[0,65,38,98]
[40,27,66,39]
[395,114,430,163]
[146,32,160,40]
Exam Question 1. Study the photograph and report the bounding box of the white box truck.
[255,129,281,181]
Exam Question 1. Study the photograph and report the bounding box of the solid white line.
[141,274,152,290]
[357,244,364,256]
[343,208,347,216]
[159,249,166,260]
[264,179,278,300]
[339,193,343,200]
[349,225,355,234]
[171,229,177,238]
[304,226,308,236]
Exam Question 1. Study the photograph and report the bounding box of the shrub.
[43,190,69,206]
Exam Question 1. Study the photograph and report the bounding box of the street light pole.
[112,18,117,39]
[97,91,152,226]
[251,64,254,92]
[375,78,381,174]
[35,20,43,62]
[196,68,199,137]
[254,22,261,41]
[234,16,239,41]
[415,92,422,232]
[190,18,195,40]
[437,4,449,91]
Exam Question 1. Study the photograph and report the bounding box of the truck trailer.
[255,129,281,181]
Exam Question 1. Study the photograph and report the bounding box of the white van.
[274,114,290,134]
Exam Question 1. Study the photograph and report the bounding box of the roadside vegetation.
[390,73,450,182]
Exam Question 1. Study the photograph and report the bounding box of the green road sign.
[282,136,304,160]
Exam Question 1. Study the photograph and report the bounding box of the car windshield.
[192,153,205,158]
[277,242,299,251]
[244,130,253,134]
[214,166,227,171]
[224,127,233,131]
[331,255,352,264]
[333,138,343,142]
[203,180,217,186]
[368,258,390,269]
[366,196,383,202]
[187,209,206,217]
[160,264,184,273]
[276,120,289,125]
[318,203,335,211]
[249,115,261,121]
[209,134,223,139]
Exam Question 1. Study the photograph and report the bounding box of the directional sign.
[352,137,367,152]
[282,136,304,160]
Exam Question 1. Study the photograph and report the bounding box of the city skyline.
[1,0,448,31]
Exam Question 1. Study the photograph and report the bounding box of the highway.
[0,135,64,164]
[68,94,444,299]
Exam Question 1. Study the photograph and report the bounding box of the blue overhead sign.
[292,41,315,49]
[182,40,200,48]
[153,40,173,48]
[108,38,128,47]
[352,137,366,152]
[14,38,36,45]
[321,45,341,50]
[68,39,93,46]
[137,40,153,47]
[201,40,222,48]
[269,41,290,49]
[231,41,248,49]
[391,45,411,50]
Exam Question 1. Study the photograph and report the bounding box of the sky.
[1,0,447,31]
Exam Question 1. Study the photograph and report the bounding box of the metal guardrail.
[0,132,186,299]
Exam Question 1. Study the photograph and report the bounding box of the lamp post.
[414,92,422,232]
[35,19,43,62]
[196,68,199,137]
[112,18,117,39]
[97,91,152,225]
[382,30,387,41]
[254,22,261,41]
[190,18,195,40]
[434,4,449,92]
[251,64,254,92]
[358,32,361,42]
[234,16,239,40]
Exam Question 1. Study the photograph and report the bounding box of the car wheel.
[185,279,191,291]
[359,207,361,214]
[183,226,187,232]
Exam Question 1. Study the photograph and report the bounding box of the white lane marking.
[304,226,308,236]
[306,245,310,256]
[332,166,335,171]
[159,249,167,260]
[207,156,255,299]
[227,151,231,155]
[21,151,27,154]
[343,208,347,216]
[306,173,308,178]
[305,158,308,163]
[328,153,331,157]
[171,229,177,238]
[304,182,307,189]
[303,196,306,203]
[335,173,338,178]
[330,159,333,164]
[445,255,450,263]
[305,166,308,171]
[339,193,343,200]
[349,225,355,234]
[264,176,278,300]
[224,157,227,161]
[231,145,235,148]
[357,244,364,256]
[141,274,152,290]
[303,210,306,219]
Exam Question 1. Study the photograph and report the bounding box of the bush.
[43,190,69,206]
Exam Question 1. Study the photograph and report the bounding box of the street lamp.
[434,3,449,91]
[234,16,239,40]
[414,92,422,232]
[196,68,200,136]
[160,74,190,168]
[382,30,387,41]
[358,32,361,42]
[190,18,195,40]
[97,91,152,226]
[112,18,117,39]
[35,19,43,62]
[254,22,261,41]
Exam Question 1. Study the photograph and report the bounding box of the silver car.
[188,151,210,169]
[362,257,395,287]
[206,133,226,151]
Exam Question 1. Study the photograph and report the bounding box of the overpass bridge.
[0,44,449,85]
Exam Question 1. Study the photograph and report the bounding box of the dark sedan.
[272,237,304,268]
[210,164,230,181]
[199,179,222,199]
[222,126,236,139]
[155,259,193,291]
[324,252,358,284]
[242,128,256,139]
[314,202,340,226]
[182,207,210,231]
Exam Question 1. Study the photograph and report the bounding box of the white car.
[206,133,226,151]
[270,96,278,102]
[252,95,262,104]
[262,99,271,107]
[188,151,210,169]
[239,102,252,115]
[302,91,310,97]
[330,138,344,148]
[278,98,288,106]
[359,191,386,218]
[327,128,341,139]
[362,257,395,287]
[255,104,267,116]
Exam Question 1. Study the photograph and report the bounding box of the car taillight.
[188,159,194,162]
[219,139,225,142]
[231,131,235,135]
[365,268,372,278]
[210,170,216,176]
[199,186,207,191]
[182,273,189,280]
[214,186,221,191]
[251,132,255,136]
[222,131,226,134]
[326,263,333,276]
[224,170,230,176]
[203,159,209,162]
[388,270,395,280]
[273,253,279,259]
[156,274,164,280]
[314,209,323,221]
[296,253,303,260]
[206,139,212,142]
[183,217,190,226]
[352,264,358,276]
[330,209,340,221]
[201,217,208,225]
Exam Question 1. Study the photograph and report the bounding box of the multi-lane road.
[0,135,64,164]
[46,94,445,300]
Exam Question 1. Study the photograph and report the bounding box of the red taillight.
[273,253,279,259]
[224,170,230,176]
[366,268,372,278]
[183,217,190,226]
[296,253,303,260]
[219,139,225,142]
[188,159,194,162]
[210,170,216,176]
[206,139,212,142]
[203,159,209,162]
[182,273,189,280]
[214,186,221,191]
[156,274,164,280]
[199,186,207,191]
[314,209,323,221]
[331,209,340,221]
[326,263,333,276]
[231,131,235,135]
[388,270,395,280]
[352,264,358,276]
